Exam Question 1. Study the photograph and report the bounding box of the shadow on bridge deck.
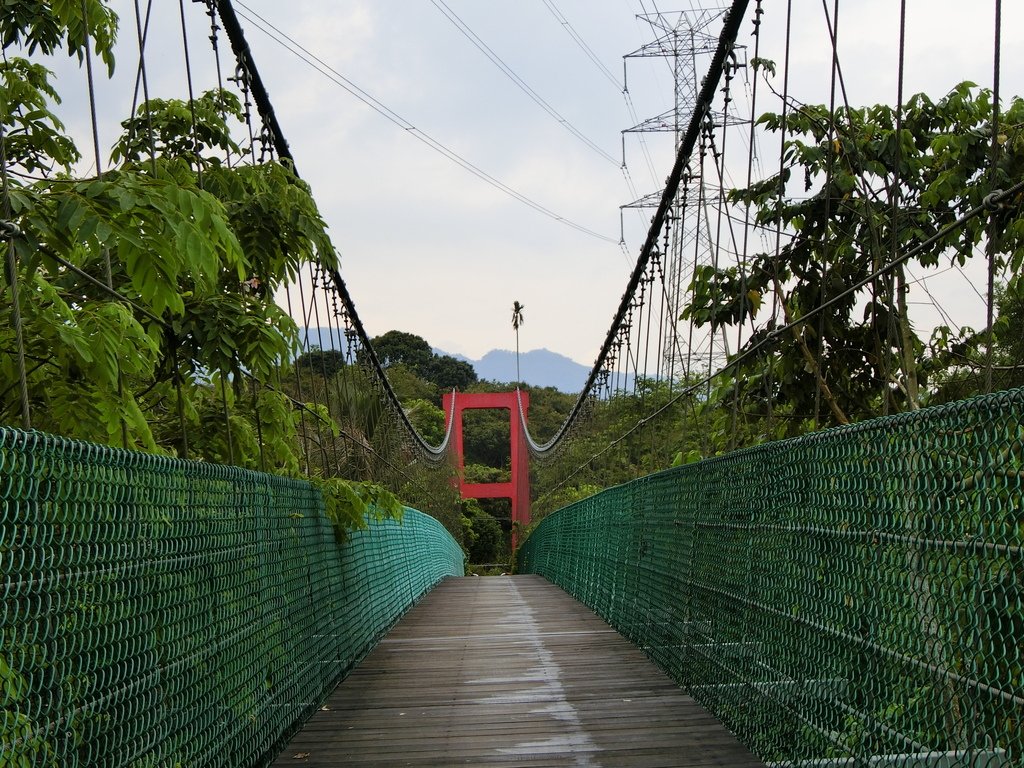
[274,574,764,767]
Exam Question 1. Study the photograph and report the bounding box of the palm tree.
[511,301,525,385]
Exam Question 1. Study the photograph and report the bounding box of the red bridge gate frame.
[442,391,530,551]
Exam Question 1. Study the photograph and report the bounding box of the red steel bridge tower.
[442,391,530,551]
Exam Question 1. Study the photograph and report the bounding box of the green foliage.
[1,0,118,72]
[463,462,510,484]
[687,82,1024,426]
[461,408,511,469]
[460,499,503,564]
[280,359,464,540]
[1,76,341,467]
[0,58,79,173]
[531,482,602,519]
[111,90,242,166]
[404,397,447,444]
[367,330,477,391]
[21,171,244,312]
[203,159,337,280]
[750,56,776,77]
[424,353,476,390]
[295,348,348,378]
[2,158,303,454]
[371,330,433,369]
[386,362,440,402]
[1,709,56,767]
[531,378,706,520]
[313,477,404,543]
[927,282,1024,403]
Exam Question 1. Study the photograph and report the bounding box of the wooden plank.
[273,575,766,767]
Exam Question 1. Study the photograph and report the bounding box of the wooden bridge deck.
[275,575,765,767]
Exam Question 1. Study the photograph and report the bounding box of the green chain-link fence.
[518,388,1022,767]
[0,427,463,768]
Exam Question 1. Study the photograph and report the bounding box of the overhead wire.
[902,265,963,334]
[620,4,672,186]
[444,0,641,262]
[484,0,652,256]
[541,0,623,90]
[232,1,617,244]
[427,0,618,166]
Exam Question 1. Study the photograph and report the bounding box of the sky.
[44,1,1024,366]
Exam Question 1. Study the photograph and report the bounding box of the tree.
[512,301,525,384]
[462,408,511,470]
[386,362,440,403]
[529,378,705,520]
[927,281,1024,402]
[370,330,433,371]
[403,397,447,444]
[423,353,476,390]
[295,348,348,378]
[0,1,117,73]
[367,330,477,393]
[461,499,503,564]
[1,83,334,461]
[686,82,1024,431]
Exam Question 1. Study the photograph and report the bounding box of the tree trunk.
[773,279,850,425]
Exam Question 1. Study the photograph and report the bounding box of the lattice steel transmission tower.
[621,7,742,384]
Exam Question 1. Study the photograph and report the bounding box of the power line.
[622,89,660,185]
[426,0,619,166]
[540,0,623,91]
[233,1,618,244]
[430,0,649,261]
[546,0,662,189]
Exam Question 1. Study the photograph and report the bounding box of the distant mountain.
[439,348,590,394]
[301,327,347,352]
[299,329,591,393]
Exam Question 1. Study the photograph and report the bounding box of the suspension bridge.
[1,1,1021,766]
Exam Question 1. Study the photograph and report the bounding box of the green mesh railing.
[517,389,1023,767]
[0,427,463,768]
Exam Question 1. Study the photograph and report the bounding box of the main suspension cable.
[213,0,453,462]
[518,0,751,458]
